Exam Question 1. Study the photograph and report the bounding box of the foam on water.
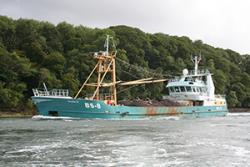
[222,144,250,157]
[153,116,180,121]
[228,112,250,117]
[32,115,182,121]
[32,115,81,120]
[1,114,250,166]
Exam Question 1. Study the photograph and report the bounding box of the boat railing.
[83,93,112,100]
[188,69,210,75]
[169,76,182,82]
[32,88,69,97]
[215,94,226,99]
[168,69,210,83]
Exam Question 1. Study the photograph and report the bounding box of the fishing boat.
[31,35,228,119]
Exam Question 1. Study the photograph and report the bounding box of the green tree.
[43,52,66,77]
[62,67,80,96]
[227,91,239,107]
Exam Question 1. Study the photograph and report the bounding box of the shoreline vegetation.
[228,108,250,113]
[0,111,35,118]
[0,108,249,118]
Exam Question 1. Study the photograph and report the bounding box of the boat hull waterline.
[32,97,227,119]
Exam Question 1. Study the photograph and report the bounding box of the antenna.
[104,35,109,55]
[191,53,202,75]
[104,35,116,52]
[198,51,202,63]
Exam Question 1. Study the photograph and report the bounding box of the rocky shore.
[0,110,35,118]
[229,108,250,113]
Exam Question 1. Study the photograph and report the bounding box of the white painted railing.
[188,69,210,75]
[32,89,69,97]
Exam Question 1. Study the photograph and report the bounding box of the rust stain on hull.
[146,107,157,116]
[167,107,178,116]
[146,107,180,116]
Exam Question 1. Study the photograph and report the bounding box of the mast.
[104,35,117,104]
[104,35,109,55]
[75,35,117,104]
[111,50,117,105]
[93,35,117,105]
[192,54,202,75]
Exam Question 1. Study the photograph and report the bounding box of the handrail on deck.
[32,88,69,97]
[188,69,210,75]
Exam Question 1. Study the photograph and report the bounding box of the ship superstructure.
[165,56,226,107]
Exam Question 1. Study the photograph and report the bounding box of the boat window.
[202,76,206,82]
[170,87,175,92]
[174,87,180,92]
[202,87,207,92]
[192,87,196,92]
[185,77,193,82]
[198,87,202,92]
[180,86,186,92]
[186,86,192,92]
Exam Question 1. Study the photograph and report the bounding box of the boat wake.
[228,113,250,117]
[32,115,80,120]
[31,115,181,121]
[152,116,180,121]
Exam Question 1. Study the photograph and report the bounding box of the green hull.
[32,96,228,119]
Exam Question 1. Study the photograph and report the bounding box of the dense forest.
[0,15,250,112]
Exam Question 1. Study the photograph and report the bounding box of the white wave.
[154,116,180,121]
[75,153,96,159]
[222,145,250,157]
[170,151,190,156]
[99,115,181,121]
[8,143,62,154]
[235,148,250,157]
[107,117,152,121]
[32,115,80,120]
[111,149,127,155]
[3,154,28,158]
[153,148,168,158]
[6,148,34,154]
[158,160,189,166]
[228,113,250,117]
[64,119,73,122]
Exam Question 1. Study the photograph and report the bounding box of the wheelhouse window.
[180,86,186,92]
[174,87,180,92]
[186,86,192,92]
[185,77,193,82]
[169,87,175,93]
[202,87,207,92]
[192,87,196,92]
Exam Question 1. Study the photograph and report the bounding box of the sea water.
[1,113,250,167]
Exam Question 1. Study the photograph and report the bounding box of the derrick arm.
[74,62,99,99]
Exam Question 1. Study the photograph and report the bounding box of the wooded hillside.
[0,16,250,111]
